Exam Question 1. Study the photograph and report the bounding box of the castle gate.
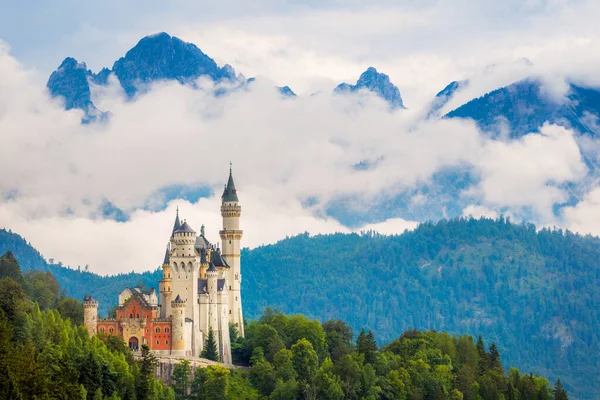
[128,337,139,351]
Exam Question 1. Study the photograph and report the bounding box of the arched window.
[156,327,160,333]
[156,340,159,345]
[180,262,185,270]
[166,340,169,345]
[129,313,133,319]
[136,314,139,319]
[165,327,170,333]
[109,328,114,334]
[99,327,105,333]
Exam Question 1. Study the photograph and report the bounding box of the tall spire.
[171,206,181,237]
[163,245,170,265]
[222,163,239,202]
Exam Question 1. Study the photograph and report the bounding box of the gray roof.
[173,295,185,303]
[171,209,181,237]
[83,295,96,302]
[221,167,239,202]
[195,234,211,250]
[163,246,170,265]
[175,221,195,234]
[211,249,230,268]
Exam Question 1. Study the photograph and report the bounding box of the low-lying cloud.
[0,41,598,275]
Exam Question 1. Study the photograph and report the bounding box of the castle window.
[156,327,160,333]
[146,329,149,333]
[109,328,114,334]
[156,340,160,345]
[229,240,231,244]
[129,314,133,319]
[229,310,231,314]
[165,327,170,333]
[136,314,140,318]
[100,327,105,333]
[166,340,169,345]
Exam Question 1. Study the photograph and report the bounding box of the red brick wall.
[111,295,171,351]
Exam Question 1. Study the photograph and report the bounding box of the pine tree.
[202,327,219,362]
[356,329,378,365]
[136,344,158,400]
[554,379,568,400]
[489,342,502,370]
[476,335,489,375]
[0,251,23,284]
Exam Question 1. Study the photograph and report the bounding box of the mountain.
[427,79,469,118]
[445,77,600,138]
[111,32,236,97]
[46,32,297,116]
[334,67,405,109]
[2,218,598,399]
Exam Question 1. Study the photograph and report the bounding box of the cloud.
[1,3,600,275]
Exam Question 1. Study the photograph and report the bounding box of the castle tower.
[159,245,173,318]
[171,219,201,356]
[83,296,99,336]
[219,165,245,337]
[171,295,186,356]
[206,263,220,354]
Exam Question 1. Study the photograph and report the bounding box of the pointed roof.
[171,207,181,237]
[221,164,239,202]
[175,220,196,234]
[173,294,184,303]
[207,263,217,273]
[211,248,230,268]
[163,246,170,265]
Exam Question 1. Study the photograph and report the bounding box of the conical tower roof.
[171,207,181,237]
[175,220,196,234]
[163,246,170,265]
[221,164,239,202]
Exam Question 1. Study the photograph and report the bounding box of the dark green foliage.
[191,365,230,399]
[0,251,23,283]
[555,379,569,400]
[137,344,159,400]
[0,254,173,400]
[323,319,354,362]
[172,360,191,399]
[356,329,378,365]
[201,327,219,362]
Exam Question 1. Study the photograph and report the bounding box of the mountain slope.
[446,78,600,137]
[111,32,236,97]
[1,219,598,398]
[334,67,405,109]
[46,32,296,114]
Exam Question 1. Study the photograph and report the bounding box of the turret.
[171,295,186,355]
[219,164,245,337]
[83,296,99,336]
[159,245,173,318]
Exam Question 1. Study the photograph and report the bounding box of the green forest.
[0,252,569,399]
[1,217,598,399]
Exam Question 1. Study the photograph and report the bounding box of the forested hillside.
[243,219,600,399]
[1,218,598,399]
[0,251,567,400]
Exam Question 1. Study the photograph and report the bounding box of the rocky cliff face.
[334,66,405,109]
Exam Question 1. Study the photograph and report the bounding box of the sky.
[1,0,600,275]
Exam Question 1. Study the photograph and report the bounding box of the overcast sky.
[1,0,600,275]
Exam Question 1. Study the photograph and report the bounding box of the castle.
[83,167,244,364]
